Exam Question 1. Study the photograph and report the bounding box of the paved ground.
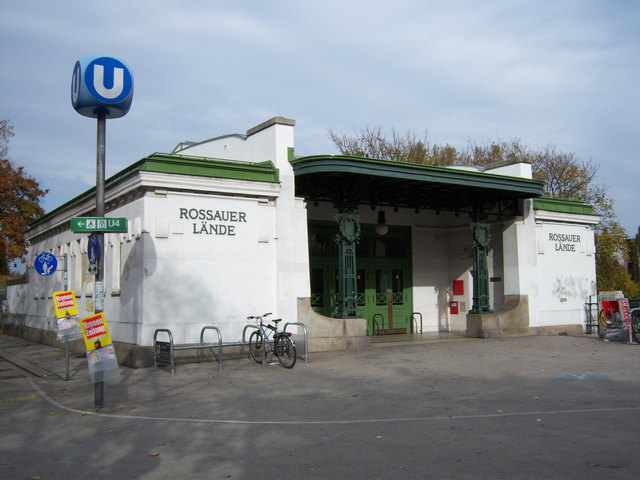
[1,332,639,479]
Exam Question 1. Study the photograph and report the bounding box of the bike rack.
[242,324,259,343]
[198,326,223,371]
[242,322,272,367]
[257,322,270,367]
[372,313,385,335]
[410,312,423,334]
[153,321,309,375]
[153,328,176,376]
[246,321,308,366]
[153,326,236,376]
[284,321,309,363]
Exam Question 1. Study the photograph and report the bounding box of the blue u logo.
[71,55,134,118]
[92,64,124,99]
[85,57,133,104]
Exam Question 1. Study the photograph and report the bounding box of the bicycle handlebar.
[247,312,273,320]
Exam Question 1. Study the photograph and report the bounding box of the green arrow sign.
[71,217,128,233]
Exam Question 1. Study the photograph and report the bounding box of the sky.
[1,0,638,235]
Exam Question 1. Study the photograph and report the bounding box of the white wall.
[173,118,310,338]
[531,221,597,326]
[5,195,146,339]
[443,226,475,331]
[135,192,280,345]
[411,226,450,332]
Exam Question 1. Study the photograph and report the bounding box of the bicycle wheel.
[248,330,265,364]
[275,335,296,369]
[599,310,607,331]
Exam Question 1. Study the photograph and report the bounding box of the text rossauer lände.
[179,208,247,236]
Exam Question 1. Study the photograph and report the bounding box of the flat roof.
[291,154,544,214]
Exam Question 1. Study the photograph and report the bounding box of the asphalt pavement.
[1,332,639,480]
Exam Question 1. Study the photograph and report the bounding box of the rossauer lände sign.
[179,207,248,236]
[548,232,582,253]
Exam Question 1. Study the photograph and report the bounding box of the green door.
[366,266,411,335]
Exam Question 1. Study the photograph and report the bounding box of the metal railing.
[197,326,223,369]
[153,328,176,376]
[153,326,236,376]
[153,321,308,375]
[371,313,385,335]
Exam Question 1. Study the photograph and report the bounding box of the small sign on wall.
[453,280,464,296]
[450,301,460,314]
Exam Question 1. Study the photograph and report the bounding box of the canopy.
[291,155,544,216]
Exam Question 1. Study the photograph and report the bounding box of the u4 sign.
[71,217,128,233]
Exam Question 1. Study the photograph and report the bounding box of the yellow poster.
[79,312,112,351]
[53,291,79,318]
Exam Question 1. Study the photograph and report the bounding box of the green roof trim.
[533,197,596,215]
[29,152,279,230]
[126,152,279,183]
[291,154,544,195]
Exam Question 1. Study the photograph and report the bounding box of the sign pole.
[72,55,133,410]
[94,113,106,409]
[63,254,70,381]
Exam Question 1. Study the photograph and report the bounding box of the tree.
[0,119,47,275]
[328,128,639,297]
[460,139,608,212]
[327,127,458,165]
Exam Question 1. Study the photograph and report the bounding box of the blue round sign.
[88,233,100,264]
[34,252,58,276]
[71,55,134,118]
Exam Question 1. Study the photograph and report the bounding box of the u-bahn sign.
[71,217,128,233]
[71,55,134,118]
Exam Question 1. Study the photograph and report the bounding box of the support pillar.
[470,220,493,314]
[335,210,360,318]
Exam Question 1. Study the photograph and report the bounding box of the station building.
[3,117,600,365]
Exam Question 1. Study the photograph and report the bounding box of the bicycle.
[247,313,296,368]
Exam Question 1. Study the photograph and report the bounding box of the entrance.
[309,221,412,335]
[368,267,411,334]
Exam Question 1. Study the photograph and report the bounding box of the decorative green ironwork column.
[335,210,360,318]
[470,220,493,314]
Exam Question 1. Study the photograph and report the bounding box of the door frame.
[364,264,412,335]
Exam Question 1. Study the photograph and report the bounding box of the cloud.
[1,0,638,233]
